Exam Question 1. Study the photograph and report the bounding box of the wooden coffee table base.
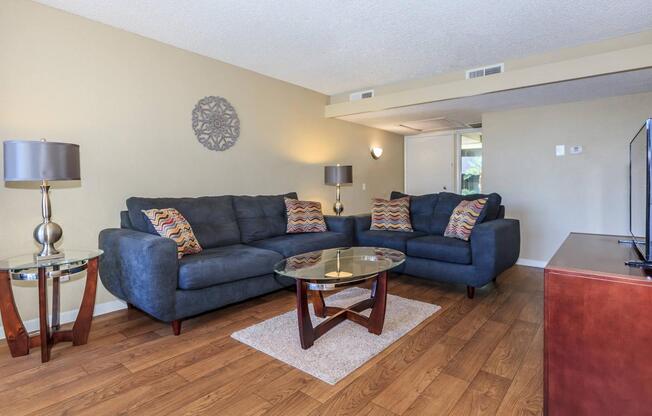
[295,271,388,349]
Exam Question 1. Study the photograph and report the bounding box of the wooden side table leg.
[72,258,98,346]
[0,270,29,357]
[38,267,51,363]
[368,271,388,335]
[296,280,314,349]
[52,269,60,330]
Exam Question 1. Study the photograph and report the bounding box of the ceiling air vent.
[468,122,482,129]
[349,89,374,101]
[465,63,504,79]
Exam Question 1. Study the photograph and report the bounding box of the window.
[459,132,482,195]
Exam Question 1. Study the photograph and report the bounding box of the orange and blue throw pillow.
[142,208,202,258]
[370,196,413,232]
[285,198,327,233]
[444,198,488,241]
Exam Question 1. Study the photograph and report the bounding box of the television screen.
[630,121,650,259]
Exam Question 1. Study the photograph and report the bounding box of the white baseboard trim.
[0,299,128,340]
[516,258,548,268]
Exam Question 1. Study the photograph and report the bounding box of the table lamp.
[324,164,353,216]
[3,139,81,260]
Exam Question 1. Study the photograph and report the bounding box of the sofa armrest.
[324,215,354,245]
[99,228,179,322]
[470,219,520,279]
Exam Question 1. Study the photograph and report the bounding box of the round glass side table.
[0,249,102,362]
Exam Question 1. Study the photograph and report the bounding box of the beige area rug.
[231,287,441,385]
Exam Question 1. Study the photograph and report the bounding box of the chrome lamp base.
[332,184,344,216]
[33,182,64,261]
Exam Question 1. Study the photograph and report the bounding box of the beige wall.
[0,0,403,322]
[483,91,652,262]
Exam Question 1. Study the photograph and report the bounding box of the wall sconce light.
[370,147,383,160]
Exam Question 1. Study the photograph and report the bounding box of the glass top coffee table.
[274,247,405,349]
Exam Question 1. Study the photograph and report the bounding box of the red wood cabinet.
[545,233,652,415]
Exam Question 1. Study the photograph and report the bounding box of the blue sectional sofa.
[98,193,353,335]
[99,190,519,335]
[354,191,520,298]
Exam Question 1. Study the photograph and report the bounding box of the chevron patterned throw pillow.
[370,196,413,232]
[285,198,327,233]
[444,198,488,241]
[142,208,203,258]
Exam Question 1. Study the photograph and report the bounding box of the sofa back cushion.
[390,191,438,233]
[431,192,502,235]
[233,193,298,243]
[126,196,241,248]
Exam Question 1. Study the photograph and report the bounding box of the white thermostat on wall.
[569,145,583,155]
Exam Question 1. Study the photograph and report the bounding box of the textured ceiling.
[340,69,652,135]
[35,0,652,95]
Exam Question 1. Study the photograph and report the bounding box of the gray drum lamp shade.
[3,140,80,182]
[324,165,353,185]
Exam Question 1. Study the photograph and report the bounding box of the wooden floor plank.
[495,325,544,416]
[0,266,544,416]
[403,372,470,416]
[482,320,539,379]
[448,370,513,416]
[261,391,322,416]
[442,320,510,382]
[371,335,465,414]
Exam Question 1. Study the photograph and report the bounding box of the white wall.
[483,91,652,263]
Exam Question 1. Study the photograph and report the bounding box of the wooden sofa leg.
[466,286,475,299]
[127,302,134,310]
[171,320,182,336]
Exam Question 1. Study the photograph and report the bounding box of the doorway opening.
[458,131,483,195]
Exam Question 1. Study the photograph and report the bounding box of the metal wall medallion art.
[192,96,240,151]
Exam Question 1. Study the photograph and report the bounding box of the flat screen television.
[629,118,652,263]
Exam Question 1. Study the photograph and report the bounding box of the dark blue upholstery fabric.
[120,211,133,229]
[470,219,520,281]
[99,228,179,322]
[126,196,241,249]
[404,257,478,285]
[356,229,426,252]
[324,215,354,238]
[390,191,438,233]
[174,274,293,320]
[407,235,472,265]
[353,214,372,234]
[178,245,283,290]
[404,219,519,287]
[233,193,298,243]
[248,231,349,257]
[430,192,502,235]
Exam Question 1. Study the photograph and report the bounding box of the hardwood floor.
[0,266,543,415]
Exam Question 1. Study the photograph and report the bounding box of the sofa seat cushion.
[248,232,349,258]
[178,244,283,290]
[407,235,472,265]
[356,230,426,253]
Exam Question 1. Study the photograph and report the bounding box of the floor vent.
[465,63,504,79]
